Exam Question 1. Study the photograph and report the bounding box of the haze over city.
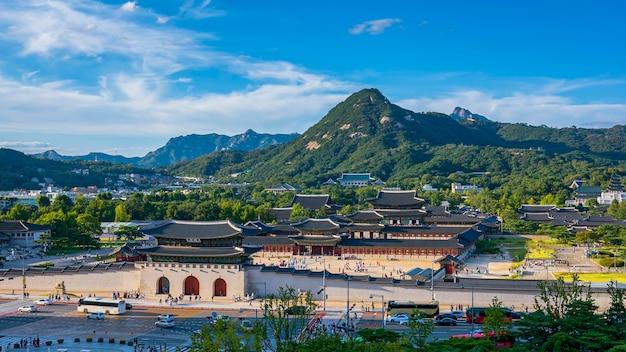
[1,0,625,157]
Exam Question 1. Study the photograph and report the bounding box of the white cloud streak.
[349,18,402,35]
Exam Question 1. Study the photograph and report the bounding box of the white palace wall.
[0,263,614,311]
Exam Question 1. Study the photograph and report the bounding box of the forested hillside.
[167,89,626,197]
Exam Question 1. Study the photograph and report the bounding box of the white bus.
[77,298,126,315]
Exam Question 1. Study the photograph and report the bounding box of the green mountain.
[33,129,298,168]
[0,148,154,190]
[168,88,626,188]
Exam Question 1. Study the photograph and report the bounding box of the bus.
[387,300,440,318]
[465,307,512,324]
[77,298,127,315]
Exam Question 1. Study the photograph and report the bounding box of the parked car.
[155,320,176,328]
[240,319,254,331]
[87,312,105,320]
[450,310,465,319]
[386,313,410,322]
[125,303,133,309]
[34,298,53,306]
[157,314,175,322]
[18,305,37,313]
[434,317,457,326]
[285,306,308,315]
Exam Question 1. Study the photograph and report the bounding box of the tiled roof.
[271,207,293,219]
[374,209,427,217]
[367,190,425,208]
[337,173,372,182]
[141,220,243,239]
[291,194,332,210]
[291,218,341,231]
[0,220,52,232]
[137,246,245,257]
[518,205,556,213]
[346,211,384,222]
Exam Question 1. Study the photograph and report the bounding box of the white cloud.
[349,18,402,35]
[120,1,138,12]
[156,16,169,24]
[397,88,626,129]
[178,0,223,20]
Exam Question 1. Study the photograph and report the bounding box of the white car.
[18,305,37,313]
[155,320,175,328]
[34,299,53,306]
[386,313,409,322]
[157,314,175,322]
[450,310,464,319]
[240,319,253,331]
[87,312,105,320]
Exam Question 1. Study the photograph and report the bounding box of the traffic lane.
[0,302,262,340]
[381,320,490,340]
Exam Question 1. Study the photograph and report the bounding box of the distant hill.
[137,129,299,167]
[450,107,491,122]
[33,129,299,168]
[0,148,149,190]
[5,88,626,192]
[167,88,626,187]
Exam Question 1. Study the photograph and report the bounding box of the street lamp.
[430,261,435,301]
[322,257,326,310]
[22,255,26,299]
[346,275,352,338]
[369,293,385,328]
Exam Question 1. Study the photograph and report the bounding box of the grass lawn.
[526,247,556,259]
[554,272,626,283]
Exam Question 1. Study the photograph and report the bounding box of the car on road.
[434,317,457,326]
[386,313,410,322]
[240,319,254,331]
[18,305,37,313]
[450,310,465,319]
[502,307,524,319]
[285,305,308,315]
[157,314,175,322]
[125,303,133,309]
[155,320,176,328]
[87,312,105,320]
[470,329,484,336]
[34,298,53,306]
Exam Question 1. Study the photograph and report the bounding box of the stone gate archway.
[157,276,170,294]
[213,278,227,297]
[184,276,200,295]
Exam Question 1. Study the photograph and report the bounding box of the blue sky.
[1,0,625,157]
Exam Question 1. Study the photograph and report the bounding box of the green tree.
[113,225,143,242]
[261,285,316,352]
[114,204,131,222]
[483,297,510,348]
[289,203,312,222]
[6,203,35,221]
[403,310,434,350]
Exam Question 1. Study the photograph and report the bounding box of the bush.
[74,338,80,342]
[57,339,64,344]
[86,337,93,342]
[45,341,52,346]
[120,339,126,344]
[97,337,104,343]
[109,337,115,343]
[33,262,55,268]
[128,341,134,346]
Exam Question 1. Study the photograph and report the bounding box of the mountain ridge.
[32,129,299,168]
